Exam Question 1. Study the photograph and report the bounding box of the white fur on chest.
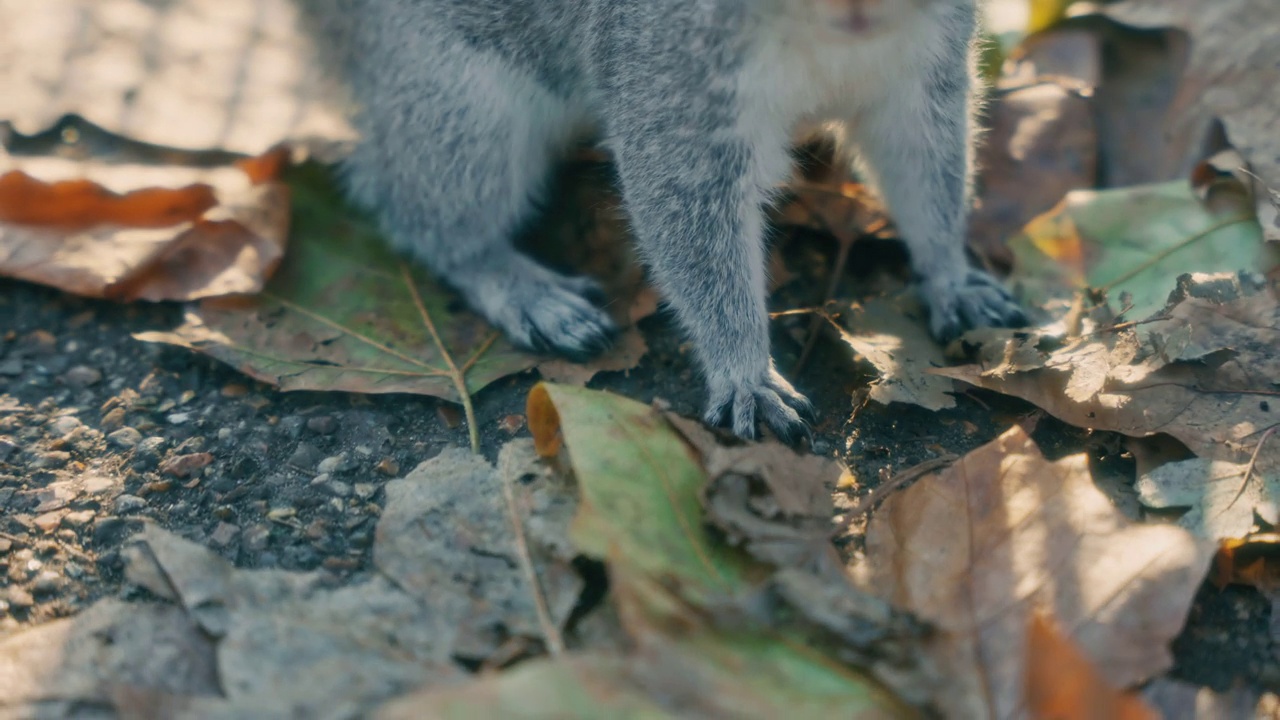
[731,12,947,195]
[739,16,941,127]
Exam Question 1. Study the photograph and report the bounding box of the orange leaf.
[0,171,216,230]
[1027,614,1160,720]
[526,384,563,458]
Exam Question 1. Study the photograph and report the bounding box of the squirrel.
[297,0,1026,443]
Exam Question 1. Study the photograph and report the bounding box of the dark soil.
[1,232,1277,696]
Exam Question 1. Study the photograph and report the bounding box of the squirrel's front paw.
[921,268,1027,343]
[703,366,814,445]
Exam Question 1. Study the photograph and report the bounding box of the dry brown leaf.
[0,120,290,301]
[864,426,1215,720]
[661,413,847,571]
[1026,614,1159,720]
[537,326,649,387]
[833,294,960,411]
[1103,0,1280,240]
[970,79,1098,269]
[936,272,1280,479]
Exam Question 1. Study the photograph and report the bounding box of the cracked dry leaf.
[1136,458,1278,541]
[136,162,538,402]
[865,426,1215,720]
[1101,0,1280,242]
[936,273,1280,480]
[833,293,959,411]
[0,116,290,302]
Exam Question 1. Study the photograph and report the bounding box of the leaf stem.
[499,463,565,656]
[399,264,481,454]
[1098,213,1257,294]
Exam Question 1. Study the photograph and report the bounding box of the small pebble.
[217,428,233,441]
[322,557,359,572]
[63,510,95,527]
[304,518,330,540]
[324,480,353,498]
[220,383,249,398]
[25,330,56,353]
[142,480,173,494]
[30,451,71,469]
[33,511,66,533]
[107,427,143,449]
[210,522,239,547]
[83,474,115,495]
[159,452,213,478]
[91,517,130,546]
[242,524,271,552]
[278,416,306,440]
[113,494,147,514]
[99,407,127,432]
[289,443,323,470]
[375,458,399,476]
[7,587,34,609]
[50,415,82,436]
[34,487,74,513]
[0,358,23,376]
[0,436,17,462]
[64,562,85,579]
[318,453,355,474]
[32,570,63,593]
[306,415,337,435]
[62,365,103,387]
[354,483,376,500]
[166,412,192,425]
[498,414,526,434]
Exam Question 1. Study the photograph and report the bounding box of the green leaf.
[1008,179,1277,321]
[528,383,759,605]
[136,162,537,402]
[522,383,906,719]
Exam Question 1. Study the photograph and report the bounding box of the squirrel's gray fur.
[297,0,1026,443]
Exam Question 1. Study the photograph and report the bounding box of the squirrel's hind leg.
[342,58,616,361]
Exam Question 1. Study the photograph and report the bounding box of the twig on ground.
[832,454,958,538]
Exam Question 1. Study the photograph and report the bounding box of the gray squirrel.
[298,0,1026,443]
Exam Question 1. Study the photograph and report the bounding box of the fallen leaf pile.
[865,425,1212,718]
[937,272,1279,497]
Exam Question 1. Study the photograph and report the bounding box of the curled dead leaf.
[0,117,290,302]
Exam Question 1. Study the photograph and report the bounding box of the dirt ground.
[2,238,1277,697]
